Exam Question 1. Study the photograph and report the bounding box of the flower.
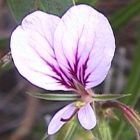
[10,4,115,135]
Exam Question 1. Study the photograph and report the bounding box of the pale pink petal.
[85,54,111,88]
[11,11,70,90]
[54,5,115,88]
[85,13,115,88]
[78,103,96,130]
[48,103,76,135]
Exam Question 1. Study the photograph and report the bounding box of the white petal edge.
[11,11,71,91]
[48,103,76,135]
[54,4,115,87]
[78,103,96,130]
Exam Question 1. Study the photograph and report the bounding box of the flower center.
[61,80,94,122]
[74,101,86,108]
[73,79,93,103]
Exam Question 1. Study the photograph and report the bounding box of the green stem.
[98,119,112,140]
[72,0,75,5]
[92,102,112,140]
[56,118,77,140]
[63,121,77,140]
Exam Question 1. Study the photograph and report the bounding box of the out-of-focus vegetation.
[0,0,140,140]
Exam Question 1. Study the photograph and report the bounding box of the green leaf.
[7,0,73,23]
[75,0,97,6]
[40,0,73,16]
[27,92,80,101]
[93,94,131,101]
[28,91,130,102]
[110,0,140,31]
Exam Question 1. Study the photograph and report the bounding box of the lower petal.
[47,103,76,135]
[78,103,96,130]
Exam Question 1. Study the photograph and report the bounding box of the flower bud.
[119,103,140,132]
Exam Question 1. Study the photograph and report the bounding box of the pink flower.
[10,5,115,135]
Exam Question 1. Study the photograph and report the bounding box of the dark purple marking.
[73,44,79,76]
[29,43,73,88]
[61,25,89,88]
[46,62,71,88]
[60,108,79,122]
[29,31,75,88]
[81,58,89,85]
[28,22,94,90]
[84,72,91,83]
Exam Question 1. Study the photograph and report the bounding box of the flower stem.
[72,0,75,5]
[92,102,112,140]
[92,118,112,140]
[63,120,77,140]
[56,118,77,140]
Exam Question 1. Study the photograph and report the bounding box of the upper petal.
[78,103,96,130]
[11,11,70,90]
[48,103,76,135]
[54,4,115,87]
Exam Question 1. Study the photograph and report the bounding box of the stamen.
[61,108,79,122]
[75,101,86,108]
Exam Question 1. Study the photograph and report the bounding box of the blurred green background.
[0,0,140,140]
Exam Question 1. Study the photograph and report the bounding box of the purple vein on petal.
[61,108,79,122]
[85,53,105,84]
[31,45,74,88]
[73,24,93,87]
[80,44,94,86]
[46,62,71,87]
[25,22,75,88]
[80,56,89,86]
[28,42,73,88]
[60,24,88,87]
[83,55,92,84]
[75,25,85,82]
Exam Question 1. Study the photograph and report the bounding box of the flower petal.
[78,103,96,130]
[54,4,115,87]
[11,11,70,90]
[48,103,76,135]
